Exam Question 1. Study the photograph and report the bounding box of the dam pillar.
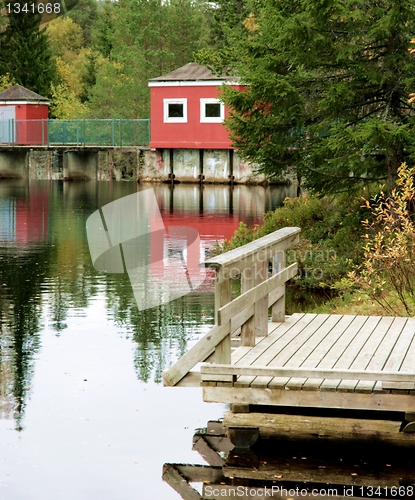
[63,151,98,180]
[0,150,28,179]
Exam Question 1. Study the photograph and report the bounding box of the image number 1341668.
[5,2,61,13]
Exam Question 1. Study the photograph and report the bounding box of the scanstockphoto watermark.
[204,485,342,498]
[86,189,206,312]
[205,485,415,498]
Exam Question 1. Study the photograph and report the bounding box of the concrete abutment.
[0,151,28,179]
[0,148,293,185]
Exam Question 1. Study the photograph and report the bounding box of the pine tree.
[195,0,249,72]
[220,0,415,194]
[0,0,56,97]
[67,0,98,46]
[88,0,210,118]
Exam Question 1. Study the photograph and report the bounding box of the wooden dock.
[163,227,415,434]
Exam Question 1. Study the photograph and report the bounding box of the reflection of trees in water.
[0,241,100,428]
[0,327,14,420]
[105,277,215,383]
[47,267,99,333]
[0,248,50,430]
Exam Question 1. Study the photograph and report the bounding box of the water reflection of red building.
[161,213,242,243]
[0,191,48,245]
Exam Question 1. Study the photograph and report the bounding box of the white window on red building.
[163,98,188,123]
[200,98,224,123]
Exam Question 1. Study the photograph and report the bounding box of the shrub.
[350,163,415,315]
[215,192,370,290]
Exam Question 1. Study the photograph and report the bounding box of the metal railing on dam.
[0,119,150,147]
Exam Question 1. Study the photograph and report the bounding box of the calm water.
[0,180,296,500]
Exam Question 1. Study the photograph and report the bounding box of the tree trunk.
[386,148,401,194]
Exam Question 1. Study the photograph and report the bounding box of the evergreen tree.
[91,0,115,58]
[195,0,249,72]
[88,0,210,118]
[0,0,56,97]
[67,0,99,45]
[221,0,415,193]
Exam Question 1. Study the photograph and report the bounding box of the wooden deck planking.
[231,346,252,365]
[382,317,415,390]
[233,313,309,387]
[318,315,382,392]
[230,314,415,397]
[282,314,347,390]
[209,313,415,399]
[234,313,306,366]
[284,315,358,391]
[337,316,394,393]
[251,314,330,388]
[399,319,415,374]
[251,314,330,389]
[301,315,368,391]
[383,317,415,371]
[267,314,341,389]
[354,316,408,393]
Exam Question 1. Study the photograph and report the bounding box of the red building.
[0,84,49,145]
[149,63,242,149]
[148,63,246,183]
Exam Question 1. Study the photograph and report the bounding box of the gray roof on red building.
[149,63,239,82]
[0,84,49,102]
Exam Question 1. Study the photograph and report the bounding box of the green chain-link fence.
[48,119,150,147]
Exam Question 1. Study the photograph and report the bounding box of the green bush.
[215,193,372,290]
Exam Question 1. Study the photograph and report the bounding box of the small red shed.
[148,63,242,149]
[0,84,49,145]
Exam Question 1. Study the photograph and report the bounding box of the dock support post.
[231,404,250,413]
[272,250,286,322]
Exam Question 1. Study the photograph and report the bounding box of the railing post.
[272,250,286,322]
[241,266,255,347]
[214,273,231,364]
[254,254,269,336]
[112,119,115,146]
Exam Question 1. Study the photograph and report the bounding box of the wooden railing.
[162,227,301,387]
